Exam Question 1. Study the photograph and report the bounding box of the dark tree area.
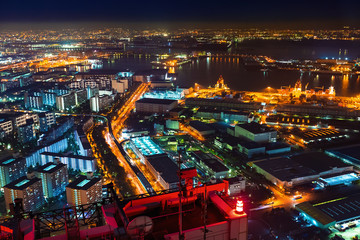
[92,125,135,197]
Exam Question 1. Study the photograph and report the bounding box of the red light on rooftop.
[235,200,244,214]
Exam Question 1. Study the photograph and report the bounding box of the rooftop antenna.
[202,183,209,239]
[126,215,153,240]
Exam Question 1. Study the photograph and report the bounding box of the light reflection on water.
[103,55,360,97]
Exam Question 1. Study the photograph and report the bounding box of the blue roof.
[131,136,164,156]
[15,179,30,187]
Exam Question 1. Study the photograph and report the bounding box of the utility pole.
[203,184,208,240]
[177,150,184,240]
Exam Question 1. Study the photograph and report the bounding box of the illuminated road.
[179,123,205,141]
[104,83,150,195]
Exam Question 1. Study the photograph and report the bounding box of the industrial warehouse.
[248,152,354,189]
[326,144,360,168]
[296,194,360,231]
[129,136,178,190]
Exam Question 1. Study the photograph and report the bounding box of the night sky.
[1,0,360,28]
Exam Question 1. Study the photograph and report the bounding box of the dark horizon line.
[0,19,359,31]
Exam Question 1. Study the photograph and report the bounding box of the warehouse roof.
[136,98,177,105]
[146,154,178,185]
[295,202,336,227]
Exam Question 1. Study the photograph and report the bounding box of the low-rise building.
[188,120,215,137]
[145,154,179,190]
[190,151,229,179]
[224,177,246,195]
[238,140,266,158]
[326,145,360,167]
[249,152,353,189]
[235,122,277,143]
[196,108,248,123]
[135,98,178,113]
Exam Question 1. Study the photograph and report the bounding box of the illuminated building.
[86,86,99,99]
[290,128,347,145]
[34,162,68,199]
[235,122,277,143]
[214,75,229,89]
[75,69,121,90]
[56,91,76,111]
[74,88,87,105]
[66,174,102,206]
[195,108,248,123]
[317,172,359,188]
[166,119,179,130]
[132,69,168,83]
[111,78,129,93]
[17,119,36,143]
[0,118,13,135]
[135,98,178,113]
[0,157,27,188]
[90,94,114,112]
[237,140,265,158]
[0,112,38,128]
[74,126,93,157]
[129,136,164,163]
[40,152,96,172]
[24,94,43,109]
[276,104,360,117]
[30,89,68,108]
[142,88,186,100]
[186,98,263,111]
[4,175,44,212]
[190,151,229,179]
[224,177,246,195]
[38,117,74,146]
[38,111,55,133]
[25,137,69,167]
[32,71,68,82]
[129,136,178,189]
[292,79,302,98]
